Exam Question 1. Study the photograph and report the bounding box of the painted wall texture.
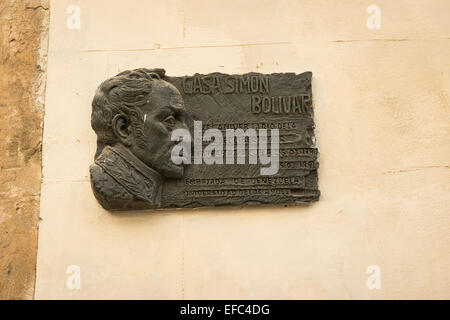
[0,0,49,299]
[35,0,449,299]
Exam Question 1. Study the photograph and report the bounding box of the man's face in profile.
[129,80,188,179]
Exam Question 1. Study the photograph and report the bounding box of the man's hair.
[91,68,166,158]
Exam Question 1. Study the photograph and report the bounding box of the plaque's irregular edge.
[89,69,320,212]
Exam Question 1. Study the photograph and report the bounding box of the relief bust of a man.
[89,68,188,211]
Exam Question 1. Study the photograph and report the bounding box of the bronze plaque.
[90,68,319,211]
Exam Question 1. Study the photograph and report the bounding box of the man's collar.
[110,144,164,187]
[95,144,163,206]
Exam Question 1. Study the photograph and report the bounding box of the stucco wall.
[0,0,49,299]
[35,0,449,299]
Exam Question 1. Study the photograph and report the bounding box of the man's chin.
[161,164,184,179]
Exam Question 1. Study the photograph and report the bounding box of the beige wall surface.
[36,0,449,299]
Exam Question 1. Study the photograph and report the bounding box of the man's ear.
[112,113,132,147]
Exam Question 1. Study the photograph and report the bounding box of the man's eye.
[163,115,176,126]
